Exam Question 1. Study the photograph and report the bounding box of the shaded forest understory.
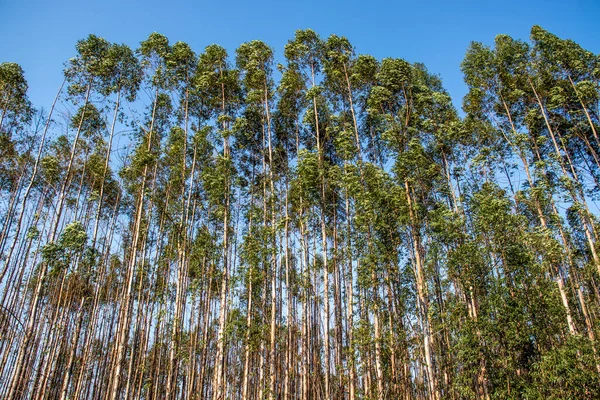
[1,26,600,399]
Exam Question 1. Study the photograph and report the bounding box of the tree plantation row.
[1,26,600,399]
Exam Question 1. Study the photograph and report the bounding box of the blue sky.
[1,0,599,111]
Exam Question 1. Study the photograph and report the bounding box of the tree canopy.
[1,26,600,400]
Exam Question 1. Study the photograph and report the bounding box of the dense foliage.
[1,26,600,399]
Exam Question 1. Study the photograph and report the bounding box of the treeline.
[0,26,600,399]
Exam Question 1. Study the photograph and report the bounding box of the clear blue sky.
[1,0,599,111]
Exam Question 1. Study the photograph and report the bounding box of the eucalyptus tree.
[528,26,600,374]
[191,42,241,400]
[29,101,111,400]
[530,26,600,174]
[463,37,569,298]
[0,62,33,199]
[463,180,589,398]
[323,34,400,399]
[282,31,321,396]
[273,48,307,400]
[0,62,34,227]
[235,103,272,400]
[63,42,142,399]
[0,42,102,287]
[149,40,196,400]
[460,28,600,397]
[2,25,600,400]
[529,27,600,266]
[366,57,454,400]
[235,39,279,400]
[462,31,600,380]
[0,76,64,309]
[108,32,172,400]
[56,34,112,221]
[0,62,33,275]
[90,42,141,247]
[3,34,115,400]
[284,30,343,400]
[0,62,32,134]
[523,32,600,275]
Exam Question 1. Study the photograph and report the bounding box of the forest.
[0,25,599,399]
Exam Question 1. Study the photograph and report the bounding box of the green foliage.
[529,335,600,399]
[60,221,88,251]
[5,26,600,400]
[65,34,111,97]
[0,62,33,130]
